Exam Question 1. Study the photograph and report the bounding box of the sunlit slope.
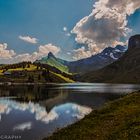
[0,63,74,83]
[36,52,69,73]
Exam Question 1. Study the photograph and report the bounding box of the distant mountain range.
[67,45,127,73]
[80,35,140,84]
[1,35,139,84]
[36,45,127,74]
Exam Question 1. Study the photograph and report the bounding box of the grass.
[0,70,3,75]
[46,58,69,73]
[7,64,37,71]
[51,72,74,83]
[0,64,74,83]
[44,91,140,140]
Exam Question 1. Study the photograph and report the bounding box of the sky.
[0,0,140,63]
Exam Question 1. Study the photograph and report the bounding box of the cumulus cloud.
[73,47,91,60]
[19,35,38,44]
[16,43,60,62]
[38,44,60,56]
[0,43,16,59]
[72,0,140,59]
[0,43,60,63]
[73,46,100,60]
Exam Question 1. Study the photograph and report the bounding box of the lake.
[0,83,140,140]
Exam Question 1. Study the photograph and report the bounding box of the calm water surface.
[0,83,140,140]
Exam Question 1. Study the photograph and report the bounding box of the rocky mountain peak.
[48,52,55,58]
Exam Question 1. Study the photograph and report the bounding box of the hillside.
[36,52,69,73]
[0,62,74,83]
[45,92,140,140]
[80,35,140,84]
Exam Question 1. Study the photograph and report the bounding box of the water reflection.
[58,83,140,93]
[0,83,140,140]
[0,98,92,140]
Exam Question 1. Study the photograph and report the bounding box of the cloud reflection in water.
[0,98,92,126]
[13,122,32,131]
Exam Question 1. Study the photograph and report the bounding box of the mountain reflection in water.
[0,83,140,140]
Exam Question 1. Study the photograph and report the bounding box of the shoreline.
[0,82,140,86]
[44,91,140,140]
[0,82,59,86]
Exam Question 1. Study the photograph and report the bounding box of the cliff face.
[80,35,140,84]
[128,35,140,49]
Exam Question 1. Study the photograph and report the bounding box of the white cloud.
[13,44,60,62]
[73,46,100,60]
[63,27,67,32]
[38,44,60,57]
[112,40,128,47]
[73,47,91,60]
[13,122,32,131]
[0,43,16,59]
[63,27,71,37]
[0,43,60,63]
[66,33,71,37]
[72,0,140,59]
[19,35,38,44]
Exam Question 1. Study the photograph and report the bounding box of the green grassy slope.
[36,53,69,73]
[45,91,140,140]
[0,64,74,83]
[44,57,69,73]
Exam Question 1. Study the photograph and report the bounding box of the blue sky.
[0,0,93,61]
[0,0,140,63]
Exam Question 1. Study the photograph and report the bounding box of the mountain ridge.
[67,45,126,73]
[80,35,140,84]
[35,45,126,74]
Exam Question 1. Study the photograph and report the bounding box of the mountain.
[36,45,126,74]
[67,45,126,74]
[80,35,140,84]
[36,52,69,73]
